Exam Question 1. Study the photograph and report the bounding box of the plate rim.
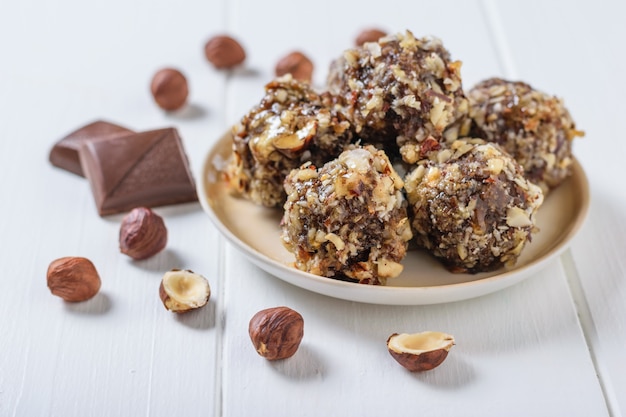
[198,132,590,305]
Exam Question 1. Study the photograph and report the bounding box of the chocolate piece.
[49,120,134,177]
[79,128,197,216]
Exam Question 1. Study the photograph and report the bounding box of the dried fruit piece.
[248,306,304,360]
[387,331,455,372]
[275,51,314,83]
[47,257,101,302]
[119,207,168,260]
[204,35,246,69]
[159,269,210,313]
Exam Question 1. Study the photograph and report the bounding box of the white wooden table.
[1,0,625,416]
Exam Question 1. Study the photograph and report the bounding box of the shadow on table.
[64,291,112,315]
[175,298,216,330]
[268,344,325,380]
[408,354,476,389]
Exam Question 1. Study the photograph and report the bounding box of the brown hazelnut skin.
[249,306,304,360]
[204,35,246,69]
[119,207,167,260]
[387,332,455,372]
[47,257,101,302]
[275,51,314,83]
[150,68,189,111]
[355,28,388,46]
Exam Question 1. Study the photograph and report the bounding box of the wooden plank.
[489,1,626,415]
[0,0,229,415]
[220,0,609,415]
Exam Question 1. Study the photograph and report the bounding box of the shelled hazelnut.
[387,331,455,372]
[150,68,189,111]
[119,207,167,260]
[46,257,101,302]
[159,269,211,313]
[275,51,314,83]
[355,28,387,46]
[204,35,246,69]
[249,306,304,360]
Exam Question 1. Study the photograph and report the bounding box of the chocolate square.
[79,127,198,216]
[49,120,134,177]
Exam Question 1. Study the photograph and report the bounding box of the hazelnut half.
[204,35,246,69]
[249,306,304,360]
[150,68,189,111]
[387,331,455,372]
[47,257,101,302]
[159,269,210,313]
[119,207,167,260]
[355,28,388,46]
[275,51,314,83]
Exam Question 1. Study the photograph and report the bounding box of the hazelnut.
[248,306,304,360]
[47,257,101,302]
[204,35,246,69]
[387,331,455,372]
[275,51,314,83]
[159,269,210,313]
[119,207,167,260]
[355,28,388,46]
[150,68,189,111]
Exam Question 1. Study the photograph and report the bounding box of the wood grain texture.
[489,2,626,415]
[0,0,623,416]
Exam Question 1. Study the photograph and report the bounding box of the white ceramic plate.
[198,132,590,305]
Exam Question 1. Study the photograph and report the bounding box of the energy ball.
[404,139,544,273]
[327,30,470,164]
[226,75,353,207]
[281,145,413,285]
[468,78,584,193]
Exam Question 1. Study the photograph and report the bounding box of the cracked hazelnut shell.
[387,331,455,372]
[119,207,167,260]
[47,257,101,302]
[159,269,210,313]
[249,306,304,360]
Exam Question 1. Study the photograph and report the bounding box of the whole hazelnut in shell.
[119,207,167,260]
[47,257,101,302]
[387,331,455,372]
[150,68,189,111]
[249,306,304,360]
